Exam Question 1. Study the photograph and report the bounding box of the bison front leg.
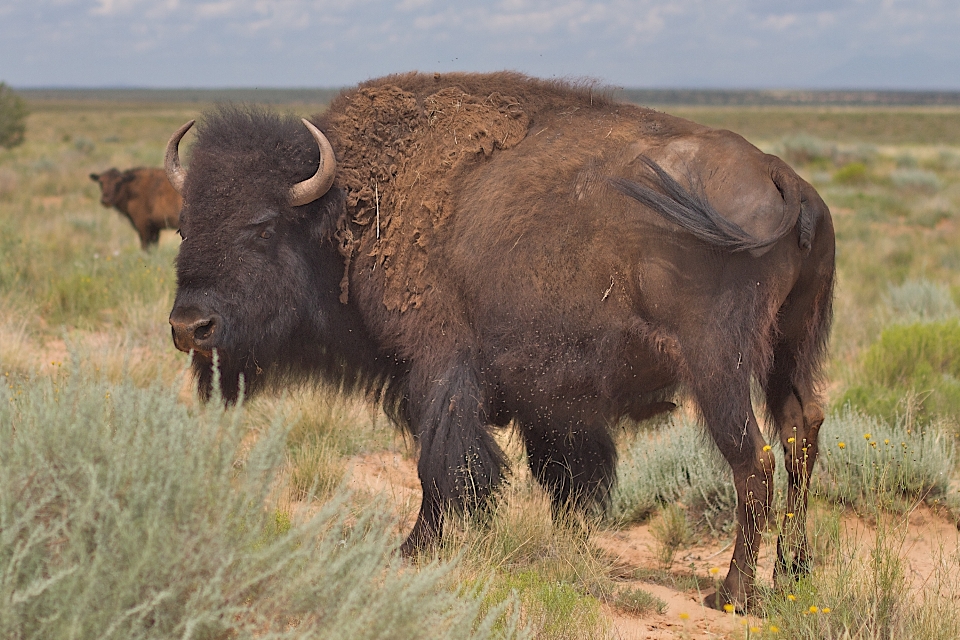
[400,357,506,556]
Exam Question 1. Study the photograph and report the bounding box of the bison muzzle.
[165,72,835,611]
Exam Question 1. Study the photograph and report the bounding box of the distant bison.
[90,167,181,249]
[164,72,834,611]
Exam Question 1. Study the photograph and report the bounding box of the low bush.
[814,407,954,511]
[0,82,27,149]
[610,415,738,530]
[833,162,869,185]
[891,168,942,193]
[0,363,521,640]
[780,134,836,166]
[836,319,960,423]
[883,279,958,324]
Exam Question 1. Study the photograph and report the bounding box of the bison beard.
[165,72,835,612]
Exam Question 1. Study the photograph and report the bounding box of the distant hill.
[18,87,960,108]
[18,88,344,106]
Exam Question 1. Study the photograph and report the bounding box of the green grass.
[4,94,960,638]
[837,320,960,424]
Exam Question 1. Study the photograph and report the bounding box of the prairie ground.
[4,92,960,638]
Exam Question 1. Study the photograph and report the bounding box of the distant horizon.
[3,2,958,93]
[15,85,960,108]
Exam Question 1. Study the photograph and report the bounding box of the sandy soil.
[344,451,960,639]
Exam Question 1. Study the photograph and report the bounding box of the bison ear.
[90,173,99,181]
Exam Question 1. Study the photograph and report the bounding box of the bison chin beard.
[191,349,271,405]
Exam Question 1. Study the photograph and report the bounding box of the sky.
[1,0,959,90]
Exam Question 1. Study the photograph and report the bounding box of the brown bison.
[90,167,182,249]
[165,72,834,610]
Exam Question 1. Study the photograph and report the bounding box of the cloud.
[1,0,958,88]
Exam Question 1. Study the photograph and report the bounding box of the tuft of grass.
[649,504,692,569]
[613,586,667,616]
[0,361,522,640]
[814,407,954,512]
[440,477,614,639]
[762,509,960,639]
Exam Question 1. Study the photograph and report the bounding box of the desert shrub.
[0,82,27,149]
[883,279,958,324]
[0,363,520,640]
[780,134,836,166]
[833,162,869,185]
[610,416,737,529]
[814,407,953,511]
[613,587,666,616]
[890,168,942,193]
[836,319,960,423]
[895,152,919,169]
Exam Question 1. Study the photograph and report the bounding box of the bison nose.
[169,307,221,355]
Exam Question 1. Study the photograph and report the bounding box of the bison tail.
[609,155,802,253]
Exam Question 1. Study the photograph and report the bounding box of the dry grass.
[4,94,960,638]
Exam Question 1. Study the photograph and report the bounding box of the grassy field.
[3,93,960,638]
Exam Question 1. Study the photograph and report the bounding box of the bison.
[165,72,834,610]
[90,167,182,249]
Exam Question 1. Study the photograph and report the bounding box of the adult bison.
[165,72,834,610]
[90,167,181,249]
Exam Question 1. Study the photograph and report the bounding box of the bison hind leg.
[520,415,617,524]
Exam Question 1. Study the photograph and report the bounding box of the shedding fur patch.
[325,83,530,311]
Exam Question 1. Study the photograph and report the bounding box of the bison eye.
[259,228,274,240]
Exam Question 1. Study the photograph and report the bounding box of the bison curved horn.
[164,120,195,196]
[288,118,337,207]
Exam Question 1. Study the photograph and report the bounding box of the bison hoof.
[703,589,749,614]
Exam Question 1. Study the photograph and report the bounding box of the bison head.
[164,107,343,402]
[90,168,129,208]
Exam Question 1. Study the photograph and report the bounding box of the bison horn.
[164,120,195,195]
[288,119,337,207]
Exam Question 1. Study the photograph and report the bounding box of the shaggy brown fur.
[168,71,835,612]
[90,167,181,249]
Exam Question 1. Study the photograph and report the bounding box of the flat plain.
[4,90,960,639]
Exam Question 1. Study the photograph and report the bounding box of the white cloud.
[2,0,959,88]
